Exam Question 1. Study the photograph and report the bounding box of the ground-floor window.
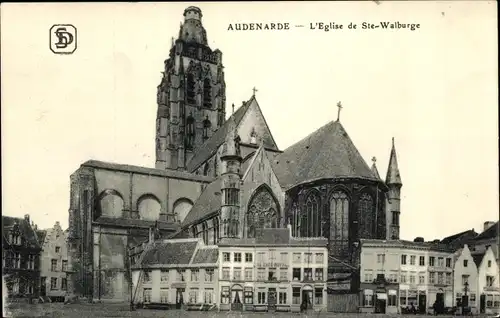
[51,278,57,290]
[61,278,67,291]
[26,282,34,294]
[292,287,301,304]
[494,295,500,307]
[257,291,266,304]
[143,288,152,303]
[160,288,168,303]
[407,290,417,307]
[399,290,407,306]
[221,287,230,304]
[388,290,397,306]
[314,288,323,305]
[485,294,500,308]
[204,289,214,304]
[278,291,287,304]
[189,288,199,303]
[244,287,253,304]
[363,289,374,307]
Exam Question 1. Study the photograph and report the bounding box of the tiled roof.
[271,121,379,190]
[186,99,253,172]
[191,247,219,264]
[219,228,328,247]
[181,179,222,227]
[140,240,198,266]
[94,217,180,231]
[471,252,485,268]
[81,160,214,183]
[441,229,477,245]
[475,222,499,240]
[2,216,41,249]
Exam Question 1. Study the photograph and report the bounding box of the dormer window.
[10,232,21,245]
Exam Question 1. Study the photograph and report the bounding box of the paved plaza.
[4,302,496,318]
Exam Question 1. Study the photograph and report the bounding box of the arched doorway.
[230,284,243,311]
[302,285,313,310]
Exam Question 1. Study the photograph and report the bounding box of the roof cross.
[337,101,343,122]
[372,156,377,164]
[252,87,258,96]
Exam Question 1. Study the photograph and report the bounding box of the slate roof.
[2,216,41,249]
[140,240,198,266]
[186,99,253,172]
[440,229,478,246]
[271,120,379,190]
[181,179,222,227]
[471,252,485,268]
[475,222,499,240]
[386,138,402,185]
[218,228,328,247]
[191,247,219,264]
[81,160,214,183]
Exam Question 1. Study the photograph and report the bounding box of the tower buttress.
[155,6,226,170]
[219,117,242,239]
[386,137,402,240]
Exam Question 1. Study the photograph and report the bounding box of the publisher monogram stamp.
[49,24,77,54]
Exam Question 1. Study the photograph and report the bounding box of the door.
[302,290,313,310]
[418,294,426,314]
[268,288,277,311]
[436,292,445,315]
[231,288,243,311]
[480,294,486,313]
[176,288,184,309]
[40,277,46,297]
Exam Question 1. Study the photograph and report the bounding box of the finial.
[252,87,258,96]
[336,101,343,122]
[232,103,235,114]
[392,137,395,146]
[171,37,175,47]
[372,156,377,164]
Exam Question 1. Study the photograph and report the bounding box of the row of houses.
[2,214,69,303]
[129,222,499,315]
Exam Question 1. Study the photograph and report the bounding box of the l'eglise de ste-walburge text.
[310,21,421,31]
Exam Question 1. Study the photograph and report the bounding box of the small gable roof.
[272,121,379,190]
[181,180,222,227]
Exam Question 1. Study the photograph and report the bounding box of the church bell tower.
[155,6,226,170]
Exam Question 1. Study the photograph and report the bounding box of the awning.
[376,293,387,300]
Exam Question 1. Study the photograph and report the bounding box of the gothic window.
[213,217,219,244]
[186,116,195,149]
[203,163,210,176]
[299,194,321,237]
[217,110,224,127]
[203,78,212,108]
[187,73,196,104]
[202,222,208,245]
[246,186,280,238]
[392,211,399,226]
[224,189,239,206]
[329,191,350,258]
[223,219,228,237]
[214,157,218,177]
[357,193,374,239]
[230,219,239,237]
[203,117,211,140]
[291,203,300,237]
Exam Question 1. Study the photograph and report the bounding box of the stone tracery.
[246,186,280,238]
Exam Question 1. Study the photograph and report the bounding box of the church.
[67,6,403,303]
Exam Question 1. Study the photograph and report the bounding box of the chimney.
[484,221,495,232]
[24,214,30,223]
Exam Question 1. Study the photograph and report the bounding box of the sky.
[1,1,498,241]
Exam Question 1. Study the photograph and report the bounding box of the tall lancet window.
[246,186,280,238]
[202,117,211,141]
[358,193,374,239]
[329,191,349,258]
[291,203,300,237]
[299,194,321,237]
[187,73,196,104]
[213,217,219,244]
[186,116,195,149]
[203,78,212,108]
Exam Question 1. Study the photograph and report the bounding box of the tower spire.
[386,137,402,185]
[336,101,343,122]
[371,156,381,180]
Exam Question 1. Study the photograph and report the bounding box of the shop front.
[359,274,399,314]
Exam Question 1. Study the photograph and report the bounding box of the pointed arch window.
[214,157,218,177]
[213,217,219,244]
[299,193,321,237]
[291,203,300,237]
[203,117,211,140]
[329,191,350,258]
[246,186,280,238]
[186,116,195,149]
[203,78,212,108]
[187,73,196,104]
[358,193,374,239]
